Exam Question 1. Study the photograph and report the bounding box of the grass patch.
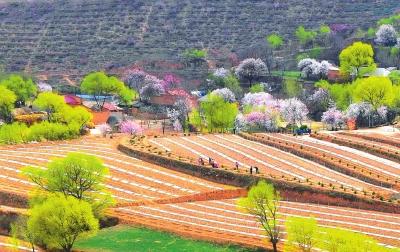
[74,225,258,252]
[271,70,301,77]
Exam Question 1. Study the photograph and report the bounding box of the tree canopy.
[33,92,67,122]
[353,76,394,110]
[339,42,376,78]
[0,86,16,123]
[27,194,98,252]
[235,58,267,87]
[80,72,125,111]
[267,34,283,48]
[200,94,238,132]
[0,74,37,106]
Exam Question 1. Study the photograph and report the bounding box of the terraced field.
[1,134,400,249]
[151,134,399,197]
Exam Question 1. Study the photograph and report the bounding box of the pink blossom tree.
[98,123,112,137]
[242,92,279,108]
[235,58,267,86]
[119,120,142,135]
[162,74,181,90]
[321,107,344,129]
[280,98,308,126]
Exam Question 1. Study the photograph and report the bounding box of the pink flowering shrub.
[119,120,142,135]
[37,81,52,93]
[98,123,112,136]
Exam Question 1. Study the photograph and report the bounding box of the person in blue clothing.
[235,161,239,170]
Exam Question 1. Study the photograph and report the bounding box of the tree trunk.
[272,241,278,252]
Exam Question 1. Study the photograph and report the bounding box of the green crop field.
[74,225,258,252]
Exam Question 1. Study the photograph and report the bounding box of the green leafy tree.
[295,26,317,46]
[319,25,330,34]
[367,27,375,38]
[339,42,376,78]
[224,73,242,96]
[283,78,303,98]
[21,152,115,218]
[27,194,98,252]
[267,34,283,48]
[33,92,67,122]
[64,106,93,129]
[0,86,16,123]
[0,74,37,106]
[238,181,282,252]
[80,72,124,111]
[183,48,207,67]
[353,76,394,110]
[200,94,238,132]
[249,83,264,93]
[118,87,136,112]
[284,216,320,252]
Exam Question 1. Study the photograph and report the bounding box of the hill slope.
[0,0,399,84]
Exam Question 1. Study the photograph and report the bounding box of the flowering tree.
[123,69,147,92]
[235,58,267,86]
[313,60,330,78]
[321,107,344,129]
[173,120,182,132]
[139,75,164,101]
[308,87,333,112]
[377,105,388,122]
[396,38,400,49]
[242,92,274,107]
[98,123,112,137]
[214,68,230,79]
[346,102,372,119]
[298,58,318,79]
[211,88,236,102]
[244,109,279,131]
[119,120,142,135]
[375,24,398,46]
[234,113,245,132]
[245,111,265,127]
[37,81,52,93]
[166,97,192,132]
[280,98,308,126]
[162,74,181,90]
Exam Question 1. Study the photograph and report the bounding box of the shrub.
[28,121,80,141]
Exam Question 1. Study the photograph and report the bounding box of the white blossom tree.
[298,58,318,79]
[36,81,52,93]
[375,24,398,46]
[123,69,147,93]
[280,98,308,126]
[235,58,267,86]
[139,75,164,101]
[211,88,236,102]
[234,113,245,133]
[214,68,230,79]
